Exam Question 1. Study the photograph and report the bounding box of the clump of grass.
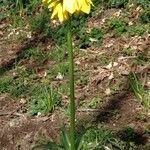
[136,0,150,8]
[134,50,148,65]
[122,47,136,56]
[29,9,50,33]
[0,65,61,115]
[47,61,69,80]
[128,73,150,111]
[30,84,61,115]
[49,45,67,62]
[0,67,32,97]
[140,9,150,24]
[111,77,126,94]
[107,17,149,37]
[78,27,104,49]
[11,14,24,28]
[107,17,127,36]
[24,47,46,63]
[107,0,128,8]
[0,76,12,93]
[49,15,88,46]
[127,24,148,36]
[82,128,115,149]
[57,62,69,76]
[33,127,140,150]
[96,54,110,66]
[5,0,40,22]
[87,96,102,109]
[90,28,104,46]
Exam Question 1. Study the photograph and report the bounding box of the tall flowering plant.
[35,0,93,149]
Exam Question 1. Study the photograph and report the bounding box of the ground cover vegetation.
[0,0,150,149]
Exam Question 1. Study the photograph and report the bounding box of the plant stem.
[67,22,76,150]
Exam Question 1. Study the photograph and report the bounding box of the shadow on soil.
[77,89,150,146]
[0,34,50,75]
[95,91,129,123]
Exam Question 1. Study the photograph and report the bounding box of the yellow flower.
[63,0,79,14]
[42,0,93,22]
[51,3,69,22]
[63,0,92,14]
[77,0,93,14]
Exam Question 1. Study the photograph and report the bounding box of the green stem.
[67,22,76,150]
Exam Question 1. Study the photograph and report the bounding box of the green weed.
[33,126,85,150]
[76,74,88,87]
[8,0,40,15]
[107,0,128,8]
[128,73,150,111]
[88,96,102,109]
[33,127,139,149]
[8,67,33,97]
[49,45,67,62]
[0,66,35,97]
[25,0,41,14]
[111,78,125,94]
[47,61,69,79]
[134,50,148,65]
[58,82,70,96]
[107,18,127,36]
[0,76,12,93]
[140,9,150,24]
[122,48,135,56]
[50,15,88,46]
[9,81,30,97]
[107,18,149,37]
[78,27,104,49]
[96,54,110,66]
[82,128,137,149]
[11,14,24,28]
[136,0,150,8]
[24,47,46,63]
[82,128,114,149]
[0,67,29,96]
[90,28,104,46]
[30,84,61,115]
[1,65,61,115]
[127,24,148,36]
[29,9,50,33]
[57,62,69,76]
[14,0,27,13]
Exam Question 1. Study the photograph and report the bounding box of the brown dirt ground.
[0,94,60,150]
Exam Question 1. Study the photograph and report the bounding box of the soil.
[0,94,60,150]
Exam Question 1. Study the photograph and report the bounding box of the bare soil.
[0,94,60,150]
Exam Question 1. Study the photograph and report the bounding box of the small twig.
[0,105,22,117]
[77,108,102,112]
[0,112,12,116]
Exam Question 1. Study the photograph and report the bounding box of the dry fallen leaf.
[90,67,110,85]
[105,88,111,95]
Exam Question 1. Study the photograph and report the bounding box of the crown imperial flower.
[43,0,93,22]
